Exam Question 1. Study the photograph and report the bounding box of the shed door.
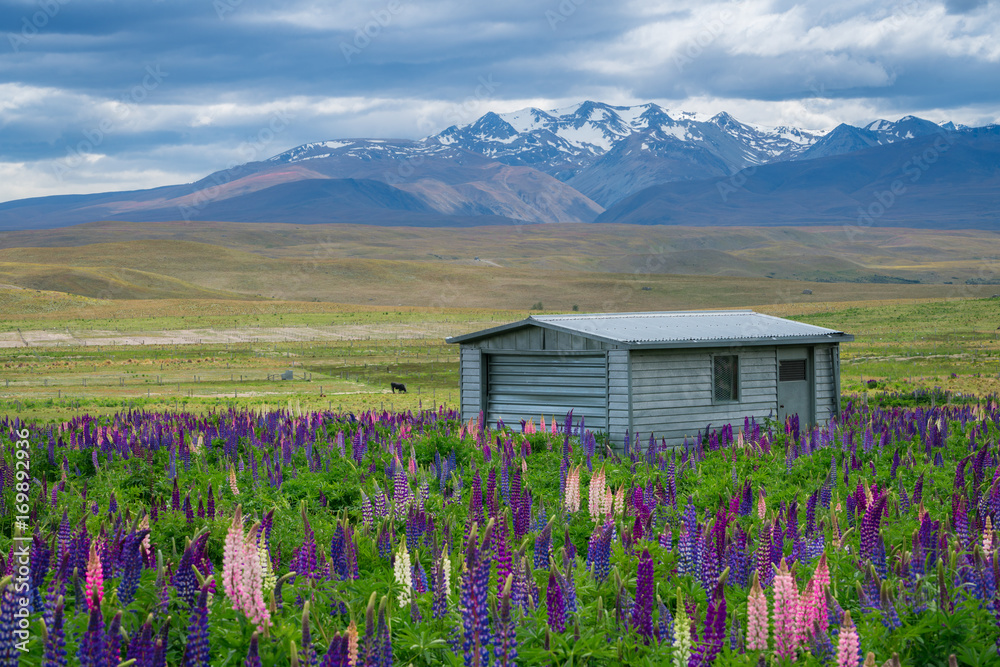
[777,347,813,424]
[485,353,607,431]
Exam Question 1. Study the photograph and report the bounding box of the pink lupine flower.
[564,465,581,513]
[524,419,536,434]
[540,416,546,433]
[746,571,769,652]
[222,506,246,601]
[588,465,605,521]
[229,466,240,495]
[85,542,104,610]
[772,558,802,660]
[810,553,831,635]
[757,489,767,520]
[222,505,270,632]
[836,611,860,667]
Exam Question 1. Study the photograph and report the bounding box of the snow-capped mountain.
[429,101,832,205]
[796,116,949,161]
[4,101,983,231]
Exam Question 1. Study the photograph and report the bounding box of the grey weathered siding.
[629,346,778,447]
[607,349,630,446]
[469,327,614,351]
[814,344,838,423]
[459,346,482,422]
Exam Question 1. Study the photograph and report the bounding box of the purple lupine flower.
[244,633,262,667]
[495,575,518,667]
[300,603,319,667]
[657,594,674,645]
[859,494,888,561]
[534,520,552,571]
[495,513,512,596]
[319,634,350,667]
[43,597,67,667]
[693,590,726,665]
[106,611,123,667]
[460,523,494,667]
[118,530,149,606]
[587,521,613,583]
[182,582,211,667]
[546,571,566,634]
[77,593,105,667]
[127,615,154,667]
[631,548,654,643]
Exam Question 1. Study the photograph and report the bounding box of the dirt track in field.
[0,324,458,348]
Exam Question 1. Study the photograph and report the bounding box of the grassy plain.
[0,221,997,422]
[1,293,997,424]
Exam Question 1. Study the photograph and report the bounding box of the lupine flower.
[495,575,518,667]
[77,593,105,667]
[85,543,103,610]
[43,597,67,667]
[546,570,566,633]
[229,466,240,495]
[809,553,831,636]
[672,589,692,667]
[346,620,359,667]
[564,464,581,513]
[183,582,211,667]
[244,633,262,667]
[631,548,654,643]
[318,634,349,667]
[773,558,802,660]
[746,571,769,652]
[460,522,494,667]
[836,611,860,667]
[394,541,413,608]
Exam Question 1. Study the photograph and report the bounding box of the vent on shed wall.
[779,359,807,382]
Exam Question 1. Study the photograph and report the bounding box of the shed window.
[713,355,739,402]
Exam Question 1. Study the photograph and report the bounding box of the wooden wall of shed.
[814,344,839,423]
[607,349,630,446]
[628,346,778,448]
[466,326,615,351]
[459,346,482,422]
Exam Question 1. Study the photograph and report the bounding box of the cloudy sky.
[1,0,998,202]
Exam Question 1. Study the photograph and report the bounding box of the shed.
[445,310,853,447]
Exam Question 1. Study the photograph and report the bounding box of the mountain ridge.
[0,101,994,231]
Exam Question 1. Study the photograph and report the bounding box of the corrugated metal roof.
[447,310,853,347]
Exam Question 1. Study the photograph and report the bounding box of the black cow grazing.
[391,382,407,394]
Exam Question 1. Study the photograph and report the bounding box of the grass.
[0,223,998,311]
[2,295,998,423]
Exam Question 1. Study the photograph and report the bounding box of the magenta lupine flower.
[746,571,769,652]
[546,570,566,634]
[772,558,802,660]
[836,611,860,667]
[631,548,654,643]
[85,543,103,611]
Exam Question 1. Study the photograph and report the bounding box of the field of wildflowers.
[1,396,999,666]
